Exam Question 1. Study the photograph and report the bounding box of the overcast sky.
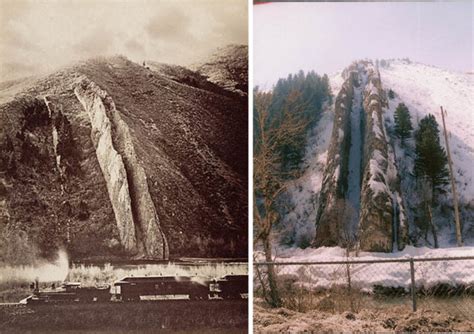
[0,0,247,81]
[254,1,473,89]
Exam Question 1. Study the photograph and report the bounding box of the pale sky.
[254,1,473,88]
[0,0,247,81]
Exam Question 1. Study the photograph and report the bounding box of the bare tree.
[338,199,359,312]
[418,179,438,248]
[254,88,308,307]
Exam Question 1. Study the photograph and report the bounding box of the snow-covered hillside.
[381,60,474,246]
[277,71,343,247]
[276,60,473,251]
[380,60,474,204]
[278,104,333,246]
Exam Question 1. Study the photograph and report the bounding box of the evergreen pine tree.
[394,103,413,145]
[414,114,449,194]
[388,89,395,99]
[267,70,332,176]
[322,73,333,103]
[414,114,448,248]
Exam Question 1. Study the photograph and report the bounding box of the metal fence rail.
[254,256,474,320]
[255,256,474,266]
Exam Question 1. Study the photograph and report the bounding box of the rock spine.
[74,79,168,259]
[314,61,408,252]
[313,68,356,246]
[359,66,408,251]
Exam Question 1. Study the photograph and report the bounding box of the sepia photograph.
[253,1,474,332]
[0,0,248,332]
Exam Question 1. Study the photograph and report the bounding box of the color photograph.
[253,1,473,332]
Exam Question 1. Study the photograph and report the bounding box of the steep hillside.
[380,60,474,246]
[276,71,343,248]
[275,60,473,252]
[144,62,240,99]
[0,51,247,263]
[192,45,248,97]
[380,60,474,202]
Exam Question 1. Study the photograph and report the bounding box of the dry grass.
[254,299,474,333]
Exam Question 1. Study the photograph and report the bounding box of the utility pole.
[440,106,463,246]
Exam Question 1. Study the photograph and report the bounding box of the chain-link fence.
[254,256,474,320]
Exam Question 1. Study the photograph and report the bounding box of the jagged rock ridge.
[313,71,355,247]
[74,79,168,259]
[314,61,407,252]
[358,63,408,251]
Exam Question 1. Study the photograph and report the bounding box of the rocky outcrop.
[313,69,356,247]
[43,96,65,190]
[357,64,409,252]
[146,62,235,98]
[0,179,10,226]
[358,72,394,252]
[74,82,138,254]
[74,79,168,259]
[76,56,247,258]
[314,61,408,252]
[386,124,409,250]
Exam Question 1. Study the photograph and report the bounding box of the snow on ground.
[261,245,474,291]
[329,71,344,96]
[380,61,474,204]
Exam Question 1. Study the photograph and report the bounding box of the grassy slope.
[75,56,248,258]
[0,55,248,262]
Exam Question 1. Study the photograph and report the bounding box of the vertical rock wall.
[358,70,396,252]
[357,63,408,252]
[75,79,168,259]
[313,70,356,247]
[314,61,408,252]
[74,81,138,255]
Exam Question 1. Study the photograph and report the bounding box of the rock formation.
[314,61,408,252]
[313,67,356,247]
[75,79,168,259]
[0,47,247,262]
[358,69,394,252]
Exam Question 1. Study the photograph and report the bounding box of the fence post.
[410,258,417,312]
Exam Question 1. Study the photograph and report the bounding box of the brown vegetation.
[254,299,474,333]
